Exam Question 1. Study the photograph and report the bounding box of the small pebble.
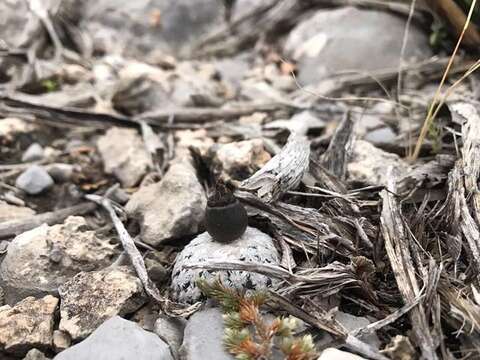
[53,330,71,353]
[21,143,44,162]
[16,165,54,195]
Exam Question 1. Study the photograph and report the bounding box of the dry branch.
[0,202,96,239]
[85,195,167,307]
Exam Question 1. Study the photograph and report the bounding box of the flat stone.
[54,316,173,360]
[22,143,44,162]
[180,307,232,360]
[0,295,58,356]
[59,266,146,340]
[1,216,119,304]
[0,200,35,223]
[347,140,410,186]
[126,160,206,247]
[97,127,152,188]
[171,227,280,303]
[284,7,431,85]
[15,165,54,195]
[319,348,366,360]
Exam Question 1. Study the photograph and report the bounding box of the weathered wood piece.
[240,133,310,202]
[380,174,439,360]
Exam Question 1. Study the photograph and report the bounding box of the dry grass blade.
[411,0,478,161]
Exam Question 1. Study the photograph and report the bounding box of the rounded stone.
[15,165,54,195]
[171,227,280,303]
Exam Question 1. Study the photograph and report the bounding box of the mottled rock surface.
[54,316,173,360]
[59,266,146,340]
[15,165,54,195]
[1,216,118,304]
[180,307,233,360]
[52,331,71,353]
[0,295,58,356]
[23,349,51,360]
[97,127,152,187]
[171,227,279,303]
[347,140,410,186]
[213,139,271,181]
[126,160,206,246]
[284,7,431,85]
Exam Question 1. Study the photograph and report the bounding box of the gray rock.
[23,349,51,360]
[335,312,380,349]
[180,308,232,360]
[22,143,44,162]
[213,54,251,87]
[131,304,159,332]
[144,251,168,285]
[347,140,410,186]
[364,127,396,145]
[54,316,173,360]
[80,0,224,59]
[171,227,280,303]
[46,164,76,183]
[59,266,146,340]
[284,7,431,85]
[319,348,366,360]
[15,165,54,195]
[0,295,58,356]
[1,216,119,304]
[154,315,186,359]
[0,200,35,223]
[126,160,206,247]
[97,127,152,188]
[170,62,222,107]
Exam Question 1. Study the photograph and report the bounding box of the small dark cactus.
[205,182,248,243]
